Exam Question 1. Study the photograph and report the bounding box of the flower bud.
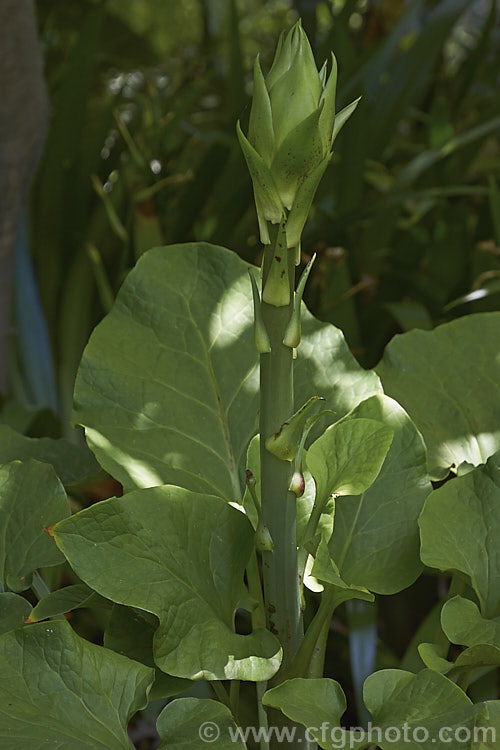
[238,20,360,250]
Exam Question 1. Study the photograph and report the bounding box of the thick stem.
[259,244,302,672]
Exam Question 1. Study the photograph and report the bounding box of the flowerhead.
[237,20,360,250]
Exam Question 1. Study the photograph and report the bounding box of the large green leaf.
[0,620,153,749]
[0,425,100,488]
[73,243,380,500]
[157,698,245,750]
[316,394,431,595]
[377,313,500,480]
[53,485,281,680]
[419,454,500,618]
[0,460,70,592]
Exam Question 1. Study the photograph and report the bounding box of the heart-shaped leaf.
[0,620,153,749]
[53,485,281,680]
[0,460,70,592]
[73,243,380,500]
[377,313,500,480]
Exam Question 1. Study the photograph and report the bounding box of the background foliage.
[3,0,500,745]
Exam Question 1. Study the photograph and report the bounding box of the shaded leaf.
[0,620,153,749]
[54,485,281,680]
[0,425,100,488]
[0,593,31,635]
[0,460,69,592]
[419,455,500,618]
[28,583,108,623]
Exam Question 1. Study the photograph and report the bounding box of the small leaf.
[28,583,106,622]
[0,460,70,592]
[266,396,324,461]
[307,416,393,509]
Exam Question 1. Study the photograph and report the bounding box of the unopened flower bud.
[237,20,360,250]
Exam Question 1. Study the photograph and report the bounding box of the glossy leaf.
[157,698,245,750]
[0,620,153,749]
[53,485,281,680]
[377,313,500,479]
[0,460,70,592]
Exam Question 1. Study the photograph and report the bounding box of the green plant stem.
[256,681,270,750]
[247,550,267,630]
[286,589,338,680]
[306,615,330,678]
[259,245,302,672]
[210,680,232,710]
[31,570,51,599]
[230,680,240,720]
